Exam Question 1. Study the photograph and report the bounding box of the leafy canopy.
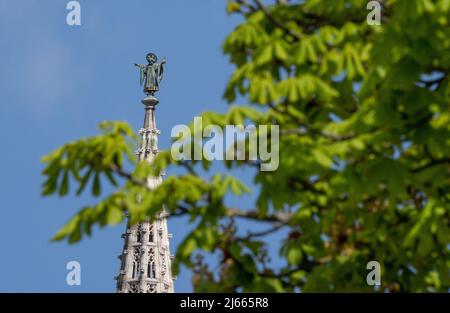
[42,0,450,292]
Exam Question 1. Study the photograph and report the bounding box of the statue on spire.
[134,52,166,96]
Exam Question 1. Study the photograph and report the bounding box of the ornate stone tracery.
[149,225,154,242]
[128,282,139,293]
[147,283,157,293]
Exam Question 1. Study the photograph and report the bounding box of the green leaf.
[59,170,69,196]
[403,200,434,247]
[107,206,123,225]
[312,149,333,168]
[92,172,101,197]
[77,169,93,195]
[274,41,288,61]
[287,247,303,265]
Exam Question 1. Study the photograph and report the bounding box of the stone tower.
[115,53,174,293]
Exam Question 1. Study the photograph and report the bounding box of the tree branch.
[281,127,355,141]
[109,165,293,224]
[236,0,257,12]
[109,164,147,186]
[411,158,450,173]
[268,102,356,141]
[180,160,197,176]
[253,0,301,40]
[225,207,292,223]
[242,223,285,240]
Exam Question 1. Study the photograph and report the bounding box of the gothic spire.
[115,53,174,293]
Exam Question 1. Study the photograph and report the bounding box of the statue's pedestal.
[142,95,159,108]
[142,95,159,129]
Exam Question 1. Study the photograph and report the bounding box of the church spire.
[115,53,174,293]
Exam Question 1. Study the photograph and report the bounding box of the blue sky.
[0,0,254,292]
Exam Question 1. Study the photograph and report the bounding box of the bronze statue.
[135,53,166,96]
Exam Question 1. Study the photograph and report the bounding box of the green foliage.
[42,0,450,292]
[42,121,137,198]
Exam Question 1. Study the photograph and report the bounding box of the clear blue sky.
[0,0,286,292]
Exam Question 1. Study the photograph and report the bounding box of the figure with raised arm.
[134,52,166,96]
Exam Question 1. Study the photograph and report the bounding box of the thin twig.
[109,164,147,186]
[253,0,301,40]
[226,207,292,223]
[180,160,197,176]
[243,223,285,240]
[411,158,450,173]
